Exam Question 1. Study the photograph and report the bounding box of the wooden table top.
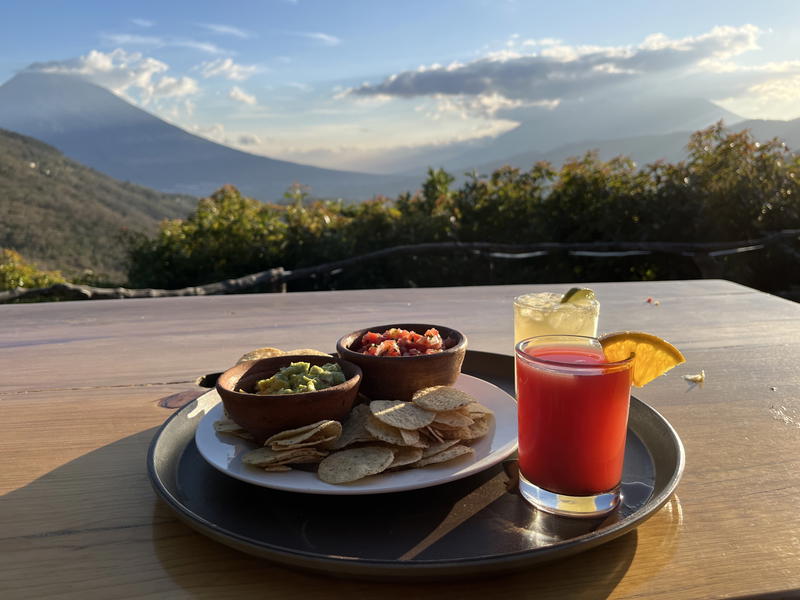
[2,279,799,599]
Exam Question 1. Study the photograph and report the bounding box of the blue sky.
[2,0,800,171]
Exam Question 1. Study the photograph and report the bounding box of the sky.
[2,0,800,172]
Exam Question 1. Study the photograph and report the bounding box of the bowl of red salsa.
[336,323,467,401]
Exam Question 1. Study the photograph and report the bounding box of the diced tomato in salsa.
[354,327,451,356]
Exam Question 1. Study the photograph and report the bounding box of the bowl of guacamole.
[216,355,362,444]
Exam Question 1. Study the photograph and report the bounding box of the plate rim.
[147,350,685,578]
[193,372,519,495]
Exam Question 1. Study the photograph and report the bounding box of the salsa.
[354,327,451,356]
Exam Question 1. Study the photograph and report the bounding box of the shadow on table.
[150,500,639,599]
[0,387,675,599]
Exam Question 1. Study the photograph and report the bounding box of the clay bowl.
[216,355,362,444]
[335,323,467,402]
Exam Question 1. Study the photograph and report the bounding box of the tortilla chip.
[213,418,255,441]
[415,444,474,468]
[388,446,424,469]
[412,386,476,412]
[266,420,342,450]
[432,410,474,428]
[242,446,327,467]
[421,439,461,458]
[424,425,445,444]
[365,414,427,448]
[462,414,493,439]
[464,401,494,416]
[282,348,332,357]
[370,400,435,430]
[323,404,375,450]
[317,446,395,484]
[400,428,422,446]
[236,347,285,364]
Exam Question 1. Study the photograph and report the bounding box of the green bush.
[124,124,800,294]
[0,248,66,290]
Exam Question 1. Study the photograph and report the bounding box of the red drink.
[515,336,633,516]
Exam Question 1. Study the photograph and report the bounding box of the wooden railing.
[2,229,798,303]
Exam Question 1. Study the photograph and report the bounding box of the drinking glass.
[513,292,599,347]
[515,335,634,517]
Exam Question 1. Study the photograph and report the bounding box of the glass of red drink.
[515,335,634,517]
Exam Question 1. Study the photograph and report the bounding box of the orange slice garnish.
[600,331,685,387]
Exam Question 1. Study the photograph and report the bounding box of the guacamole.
[254,361,346,395]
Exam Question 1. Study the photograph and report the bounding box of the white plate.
[194,373,518,495]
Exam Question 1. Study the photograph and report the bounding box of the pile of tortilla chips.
[235,347,331,364]
[214,385,494,485]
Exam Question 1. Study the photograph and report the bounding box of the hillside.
[0,72,417,201]
[0,128,197,280]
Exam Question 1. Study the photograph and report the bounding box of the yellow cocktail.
[513,290,599,345]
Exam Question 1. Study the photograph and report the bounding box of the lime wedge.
[561,287,596,304]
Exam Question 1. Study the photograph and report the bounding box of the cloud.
[198,57,260,81]
[236,133,261,145]
[229,85,257,105]
[347,25,762,117]
[297,32,341,46]
[101,32,226,54]
[151,75,199,99]
[716,74,800,120]
[186,122,263,149]
[26,49,199,105]
[285,81,312,92]
[197,23,252,39]
[103,33,163,47]
[131,18,154,28]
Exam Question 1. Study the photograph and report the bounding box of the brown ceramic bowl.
[215,355,362,444]
[335,323,467,402]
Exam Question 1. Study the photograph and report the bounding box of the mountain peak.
[0,71,415,201]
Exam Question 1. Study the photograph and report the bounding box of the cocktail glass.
[513,292,599,347]
[515,334,634,517]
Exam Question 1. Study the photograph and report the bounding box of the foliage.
[0,127,196,283]
[0,248,66,290]
[123,123,800,295]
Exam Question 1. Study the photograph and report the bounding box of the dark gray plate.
[147,350,684,580]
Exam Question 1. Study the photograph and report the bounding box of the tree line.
[3,123,800,297]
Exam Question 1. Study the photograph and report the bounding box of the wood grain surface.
[2,279,799,599]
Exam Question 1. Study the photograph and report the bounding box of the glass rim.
[512,291,599,309]
[515,334,635,370]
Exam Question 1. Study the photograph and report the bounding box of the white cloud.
[298,32,341,46]
[130,18,154,28]
[101,32,226,54]
[426,93,554,120]
[236,133,261,145]
[198,57,260,81]
[103,33,163,47]
[26,49,199,107]
[175,40,226,54]
[229,86,257,105]
[197,23,252,39]
[346,25,764,120]
[716,74,800,120]
[285,81,312,92]
[151,75,199,99]
[185,122,264,150]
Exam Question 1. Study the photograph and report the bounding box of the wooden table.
[2,279,799,599]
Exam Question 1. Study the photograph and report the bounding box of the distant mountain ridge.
[2,69,799,208]
[463,115,800,178]
[0,127,196,279]
[0,71,417,201]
